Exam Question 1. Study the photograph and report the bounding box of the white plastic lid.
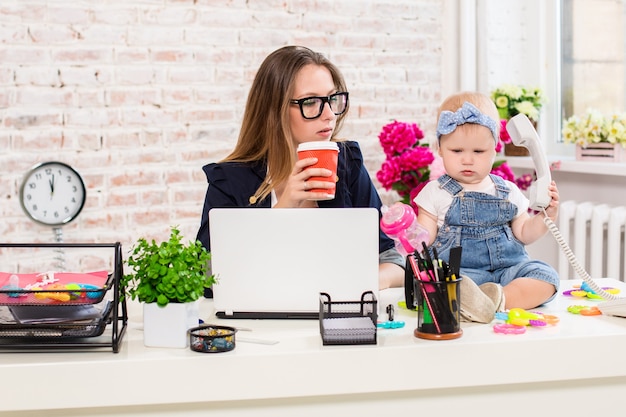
[296,141,339,152]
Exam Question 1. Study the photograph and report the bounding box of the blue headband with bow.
[436,101,498,143]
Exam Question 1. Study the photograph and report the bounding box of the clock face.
[19,161,86,226]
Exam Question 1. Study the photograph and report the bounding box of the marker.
[408,254,441,333]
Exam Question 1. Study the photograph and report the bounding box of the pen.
[408,254,441,333]
[414,249,435,281]
[426,249,458,329]
[437,264,449,310]
[449,246,462,277]
[447,273,459,314]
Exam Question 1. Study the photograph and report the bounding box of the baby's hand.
[544,181,559,221]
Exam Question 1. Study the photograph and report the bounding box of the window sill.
[503,155,626,177]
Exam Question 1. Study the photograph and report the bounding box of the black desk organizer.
[319,291,377,345]
[0,242,128,353]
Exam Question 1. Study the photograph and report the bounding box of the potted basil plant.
[121,226,215,348]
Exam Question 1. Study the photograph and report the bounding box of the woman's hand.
[274,157,334,207]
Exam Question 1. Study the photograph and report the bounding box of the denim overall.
[431,174,559,299]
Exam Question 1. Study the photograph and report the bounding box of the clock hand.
[49,175,55,196]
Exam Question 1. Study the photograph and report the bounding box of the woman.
[197,45,405,290]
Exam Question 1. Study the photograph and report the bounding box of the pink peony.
[515,173,533,191]
[378,120,425,157]
[376,157,403,190]
[376,120,433,209]
[490,160,515,182]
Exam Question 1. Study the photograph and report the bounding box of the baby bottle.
[380,202,429,256]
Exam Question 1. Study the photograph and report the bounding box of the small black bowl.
[189,325,237,353]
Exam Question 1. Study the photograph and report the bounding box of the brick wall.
[0,0,444,259]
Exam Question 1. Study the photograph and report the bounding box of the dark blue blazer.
[196,140,395,254]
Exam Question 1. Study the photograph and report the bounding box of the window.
[561,0,625,118]
[472,0,625,160]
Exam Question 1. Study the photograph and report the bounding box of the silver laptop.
[209,207,380,319]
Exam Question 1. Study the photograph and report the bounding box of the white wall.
[0,0,445,256]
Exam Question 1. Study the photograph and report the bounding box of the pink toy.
[380,202,429,256]
[493,323,526,335]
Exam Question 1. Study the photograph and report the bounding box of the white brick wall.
[0,0,444,257]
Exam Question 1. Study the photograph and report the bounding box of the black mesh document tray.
[319,291,378,345]
[0,300,113,339]
[0,242,128,353]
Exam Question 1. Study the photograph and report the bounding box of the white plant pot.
[143,300,199,348]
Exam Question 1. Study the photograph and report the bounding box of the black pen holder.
[414,275,463,340]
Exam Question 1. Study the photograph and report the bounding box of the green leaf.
[492,159,506,168]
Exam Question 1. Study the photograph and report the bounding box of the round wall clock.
[19,161,86,226]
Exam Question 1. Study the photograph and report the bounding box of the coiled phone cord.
[541,208,620,301]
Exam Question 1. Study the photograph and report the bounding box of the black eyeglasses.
[290,92,349,119]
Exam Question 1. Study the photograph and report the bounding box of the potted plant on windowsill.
[490,84,545,122]
[121,226,215,348]
[562,108,626,162]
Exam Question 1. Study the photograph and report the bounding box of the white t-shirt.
[414,176,529,228]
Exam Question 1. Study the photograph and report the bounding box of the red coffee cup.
[297,141,339,200]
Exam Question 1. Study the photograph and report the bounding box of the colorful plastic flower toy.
[377,321,406,329]
[567,305,602,316]
[493,323,526,335]
[495,308,560,327]
[508,308,546,326]
[562,282,620,300]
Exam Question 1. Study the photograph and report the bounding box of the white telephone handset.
[505,114,624,311]
[505,114,552,211]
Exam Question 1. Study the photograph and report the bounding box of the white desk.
[2,279,626,417]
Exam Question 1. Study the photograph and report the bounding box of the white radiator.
[557,201,626,282]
